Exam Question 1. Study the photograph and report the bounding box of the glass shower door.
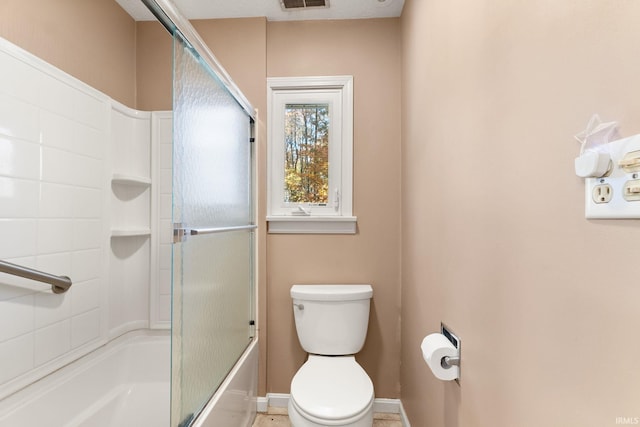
[171,32,255,427]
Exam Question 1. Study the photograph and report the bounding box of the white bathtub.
[0,330,170,427]
[0,330,258,427]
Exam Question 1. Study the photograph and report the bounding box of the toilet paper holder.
[441,355,460,368]
[440,323,461,370]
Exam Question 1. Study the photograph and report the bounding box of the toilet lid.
[291,356,374,421]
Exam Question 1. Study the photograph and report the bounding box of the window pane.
[284,103,329,204]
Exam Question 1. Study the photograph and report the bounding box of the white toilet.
[289,284,374,427]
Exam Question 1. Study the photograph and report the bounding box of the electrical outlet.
[585,134,640,218]
[623,179,640,201]
[592,184,612,203]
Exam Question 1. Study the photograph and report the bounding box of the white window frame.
[267,76,356,234]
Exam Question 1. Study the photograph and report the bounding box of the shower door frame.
[141,1,258,426]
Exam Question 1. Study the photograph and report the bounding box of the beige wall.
[136,17,402,398]
[266,19,402,398]
[0,0,136,106]
[400,0,640,425]
[136,20,172,111]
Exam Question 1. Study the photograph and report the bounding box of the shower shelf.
[111,228,151,237]
[112,174,152,186]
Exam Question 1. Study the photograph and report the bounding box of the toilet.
[289,284,374,427]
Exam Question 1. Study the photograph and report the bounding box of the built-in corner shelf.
[111,228,151,237]
[112,174,152,187]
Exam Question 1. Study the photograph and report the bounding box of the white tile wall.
[0,36,163,398]
[0,38,110,397]
[34,320,71,366]
[152,112,173,325]
[0,334,34,384]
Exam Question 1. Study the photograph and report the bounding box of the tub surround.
[0,35,168,400]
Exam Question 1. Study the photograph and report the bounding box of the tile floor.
[252,407,402,427]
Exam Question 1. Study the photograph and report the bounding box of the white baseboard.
[258,394,410,426]
[398,400,411,427]
[256,396,268,413]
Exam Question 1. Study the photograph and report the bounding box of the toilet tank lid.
[291,284,372,301]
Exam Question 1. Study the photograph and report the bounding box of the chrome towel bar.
[0,260,72,294]
[174,224,257,243]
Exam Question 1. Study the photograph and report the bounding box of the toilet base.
[288,397,373,427]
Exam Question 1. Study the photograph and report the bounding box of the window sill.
[267,216,357,234]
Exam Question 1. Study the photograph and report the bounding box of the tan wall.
[136,20,172,111]
[137,17,402,398]
[400,0,640,425]
[266,19,402,398]
[0,0,136,106]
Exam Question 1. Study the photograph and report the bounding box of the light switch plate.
[585,134,640,218]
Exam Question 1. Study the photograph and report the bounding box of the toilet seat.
[290,355,374,423]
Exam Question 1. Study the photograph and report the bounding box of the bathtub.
[0,330,258,427]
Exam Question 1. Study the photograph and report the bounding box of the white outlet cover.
[585,134,640,218]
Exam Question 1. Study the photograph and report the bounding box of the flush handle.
[293,303,304,310]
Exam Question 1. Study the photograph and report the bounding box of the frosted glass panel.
[172,36,251,229]
[171,32,254,427]
[173,231,252,425]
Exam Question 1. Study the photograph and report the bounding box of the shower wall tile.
[159,245,171,272]
[72,154,103,189]
[36,252,72,279]
[0,334,34,384]
[38,75,75,118]
[0,257,37,301]
[39,183,75,218]
[0,38,151,397]
[160,169,172,192]
[152,111,172,327]
[72,220,102,250]
[40,111,76,152]
[70,309,100,349]
[160,272,171,296]
[160,143,172,170]
[34,291,71,329]
[158,295,171,322]
[0,219,37,259]
[160,219,172,244]
[0,295,34,342]
[41,147,76,185]
[73,187,102,218]
[160,194,172,219]
[34,320,71,366]
[72,249,101,283]
[0,53,40,104]
[72,91,108,131]
[73,124,104,160]
[0,137,40,179]
[0,177,39,218]
[0,93,40,142]
[70,279,100,315]
[37,219,74,254]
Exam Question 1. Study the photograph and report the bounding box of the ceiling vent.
[280,0,328,10]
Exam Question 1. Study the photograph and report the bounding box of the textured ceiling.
[115,0,405,21]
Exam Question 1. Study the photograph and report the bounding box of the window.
[267,76,355,234]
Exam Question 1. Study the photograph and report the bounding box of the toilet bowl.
[288,355,374,427]
[289,284,374,427]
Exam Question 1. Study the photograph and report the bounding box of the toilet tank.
[290,284,373,356]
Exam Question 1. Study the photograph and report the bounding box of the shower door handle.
[174,224,257,243]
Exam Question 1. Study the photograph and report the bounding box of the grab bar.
[0,260,72,294]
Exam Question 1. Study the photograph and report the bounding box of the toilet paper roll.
[421,333,459,381]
